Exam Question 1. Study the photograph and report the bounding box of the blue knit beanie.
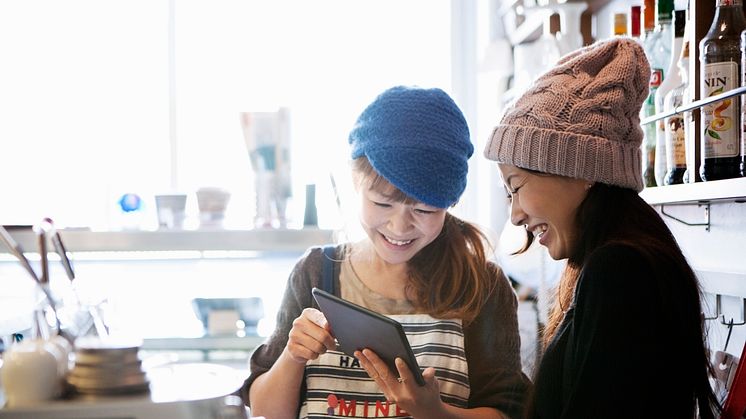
[348,86,473,208]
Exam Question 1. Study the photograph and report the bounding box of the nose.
[509,198,527,227]
[388,207,414,235]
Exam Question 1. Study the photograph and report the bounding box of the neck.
[350,241,409,299]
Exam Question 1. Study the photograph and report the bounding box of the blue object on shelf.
[118,193,142,213]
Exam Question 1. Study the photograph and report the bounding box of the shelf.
[699,270,746,300]
[639,178,746,205]
[141,335,264,352]
[0,228,335,254]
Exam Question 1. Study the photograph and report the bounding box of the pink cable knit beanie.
[484,37,650,192]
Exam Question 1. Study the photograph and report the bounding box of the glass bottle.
[664,11,691,185]
[641,0,673,187]
[629,5,642,39]
[640,0,660,187]
[537,9,561,72]
[699,0,746,181]
[642,0,656,42]
[613,13,627,36]
[654,6,681,186]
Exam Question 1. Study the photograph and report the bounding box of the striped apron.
[300,314,469,418]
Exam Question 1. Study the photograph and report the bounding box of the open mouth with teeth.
[528,224,548,241]
[382,234,413,247]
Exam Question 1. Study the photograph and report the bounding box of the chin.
[546,247,567,261]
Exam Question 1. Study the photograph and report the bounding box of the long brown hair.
[534,183,719,416]
[351,157,496,325]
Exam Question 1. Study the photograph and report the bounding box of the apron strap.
[321,245,336,294]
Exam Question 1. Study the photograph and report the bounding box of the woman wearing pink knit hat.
[484,37,719,418]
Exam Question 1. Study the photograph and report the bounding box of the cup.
[48,335,73,376]
[155,194,188,230]
[196,187,231,229]
[1,339,64,407]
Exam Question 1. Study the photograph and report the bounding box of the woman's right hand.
[285,307,337,364]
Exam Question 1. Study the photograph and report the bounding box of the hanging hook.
[703,294,722,321]
[723,318,735,353]
[720,315,746,327]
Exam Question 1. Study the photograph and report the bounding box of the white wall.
[658,201,746,355]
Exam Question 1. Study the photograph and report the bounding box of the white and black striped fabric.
[300,314,469,418]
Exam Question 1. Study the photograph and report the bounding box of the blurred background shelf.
[142,335,264,353]
[0,228,335,254]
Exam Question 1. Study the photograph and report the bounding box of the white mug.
[1,339,63,407]
[48,335,73,376]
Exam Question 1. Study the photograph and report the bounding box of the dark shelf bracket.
[659,202,711,231]
[703,294,721,321]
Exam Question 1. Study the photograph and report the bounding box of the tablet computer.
[311,287,425,385]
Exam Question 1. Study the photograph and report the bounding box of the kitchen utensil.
[33,221,51,284]
[0,225,39,282]
[45,218,75,282]
[0,225,61,332]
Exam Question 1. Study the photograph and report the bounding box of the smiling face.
[358,181,447,267]
[498,164,590,260]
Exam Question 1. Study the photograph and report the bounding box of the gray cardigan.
[243,245,531,418]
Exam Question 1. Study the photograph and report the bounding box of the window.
[0,0,453,232]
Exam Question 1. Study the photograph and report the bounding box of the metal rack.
[640,85,746,126]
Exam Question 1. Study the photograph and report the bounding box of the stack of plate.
[67,337,150,396]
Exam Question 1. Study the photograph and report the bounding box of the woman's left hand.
[355,348,446,418]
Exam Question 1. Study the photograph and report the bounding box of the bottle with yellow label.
[699,0,746,181]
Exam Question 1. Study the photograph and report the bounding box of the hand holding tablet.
[311,287,425,386]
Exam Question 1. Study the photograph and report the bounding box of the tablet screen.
[312,287,425,385]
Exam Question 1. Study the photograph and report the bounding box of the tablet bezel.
[311,287,425,386]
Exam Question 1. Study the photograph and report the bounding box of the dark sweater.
[244,244,532,418]
[529,243,702,418]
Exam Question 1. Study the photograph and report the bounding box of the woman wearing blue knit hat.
[244,86,531,418]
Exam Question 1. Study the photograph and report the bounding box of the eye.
[372,201,391,208]
[505,185,521,200]
[414,208,436,215]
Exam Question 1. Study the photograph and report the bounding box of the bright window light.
[0,0,452,232]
